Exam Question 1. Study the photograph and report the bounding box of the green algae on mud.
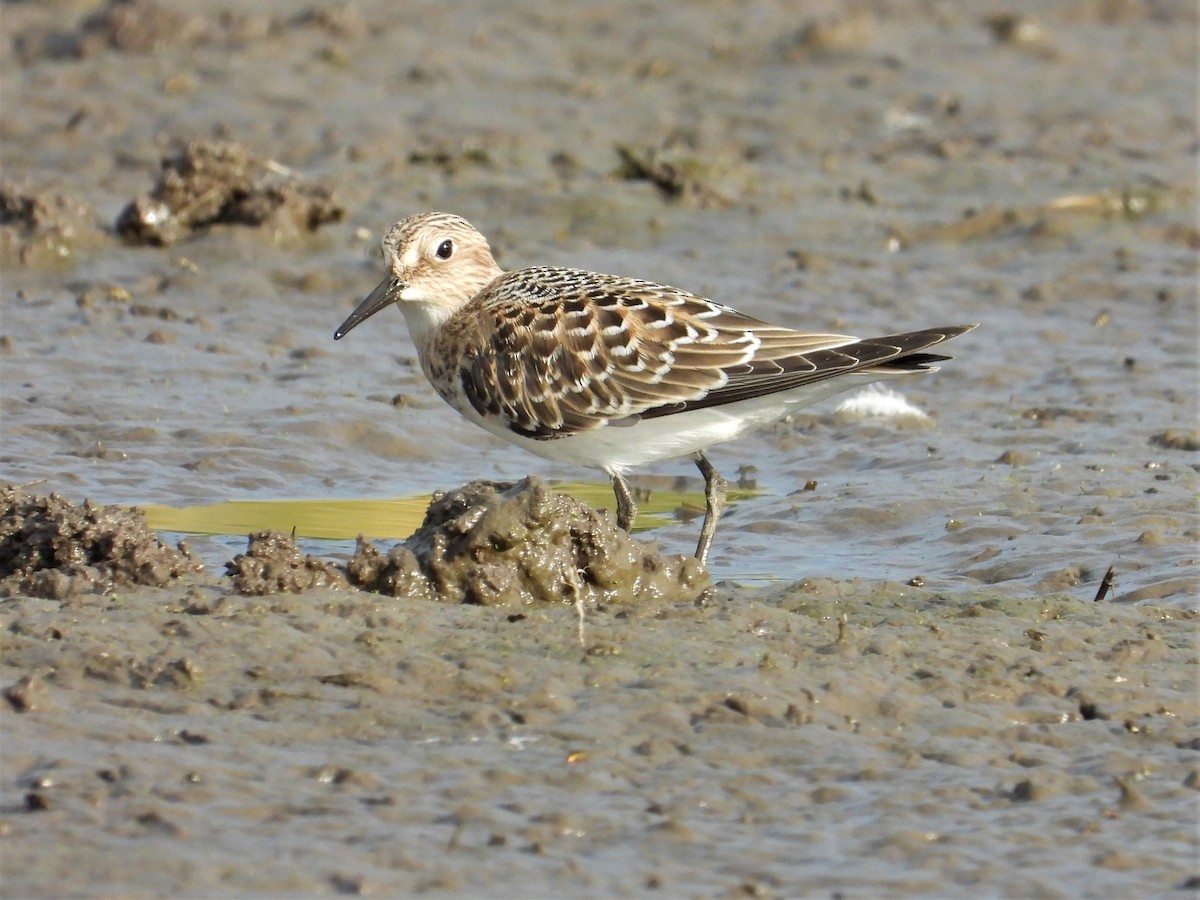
[6,479,710,607]
[141,480,759,540]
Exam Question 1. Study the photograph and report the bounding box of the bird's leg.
[693,452,727,566]
[611,471,637,532]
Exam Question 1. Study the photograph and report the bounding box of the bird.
[334,212,975,566]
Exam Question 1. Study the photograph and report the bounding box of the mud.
[1,0,1197,896]
[115,140,344,246]
[2,480,705,608]
[2,561,1195,897]
[0,485,196,600]
[612,144,734,208]
[348,478,709,607]
[0,183,108,268]
[225,529,347,595]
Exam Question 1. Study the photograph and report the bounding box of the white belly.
[444,369,921,474]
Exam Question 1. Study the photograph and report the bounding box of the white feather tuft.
[834,384,932,422]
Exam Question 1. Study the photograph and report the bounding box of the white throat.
[399,299,458,350]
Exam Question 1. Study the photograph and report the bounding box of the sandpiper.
[335,212,974,565]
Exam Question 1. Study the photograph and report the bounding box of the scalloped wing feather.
[432,266,964,440]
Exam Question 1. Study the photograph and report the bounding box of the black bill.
[334,276,403,340]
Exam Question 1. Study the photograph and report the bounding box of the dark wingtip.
[892,352,952,371]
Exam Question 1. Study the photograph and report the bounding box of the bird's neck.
[402,265,505,349]
[400,299,460,352]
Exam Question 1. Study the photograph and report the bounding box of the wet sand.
[4,567,1197,897]
[2,0,1198,896]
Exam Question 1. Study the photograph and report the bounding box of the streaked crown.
[383,212,504,310]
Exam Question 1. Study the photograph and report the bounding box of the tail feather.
[868,351,953,373]
[640,324,977,417]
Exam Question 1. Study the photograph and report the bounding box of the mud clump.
[115,140,344,246]
[348,477,710,607]
[612,144,734,208]
[75,0,208,56]
[0,485,197,600]
[0,182,108,267]
[1150,429,1199,452]
[11,0,208,62]
[226,530,347,595]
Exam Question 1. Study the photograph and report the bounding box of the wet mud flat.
[3,0,1199,895]
[2,485,1198,897]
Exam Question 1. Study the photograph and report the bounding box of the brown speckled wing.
[641,324,973,419]
[440,267,968,440]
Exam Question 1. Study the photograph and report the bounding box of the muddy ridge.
[115,140,344,246]
[348,477,710,607]
[0,485,197,600]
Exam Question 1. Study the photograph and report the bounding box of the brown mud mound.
[0,485,197,600]
[225,530,347,595]
[348,477,710,607]
[11,0,208,63]
[0,182,108,267]
[115,140,344,246]
[1150,429,1200,452]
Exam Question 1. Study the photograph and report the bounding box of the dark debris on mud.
[612,144,734,207]
[348,477,710,608]
[115,140,344,246]
[0,485,197,600]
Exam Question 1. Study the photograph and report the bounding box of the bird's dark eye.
[435,239,454,260]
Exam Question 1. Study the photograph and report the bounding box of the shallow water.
[2,1,1198,896]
